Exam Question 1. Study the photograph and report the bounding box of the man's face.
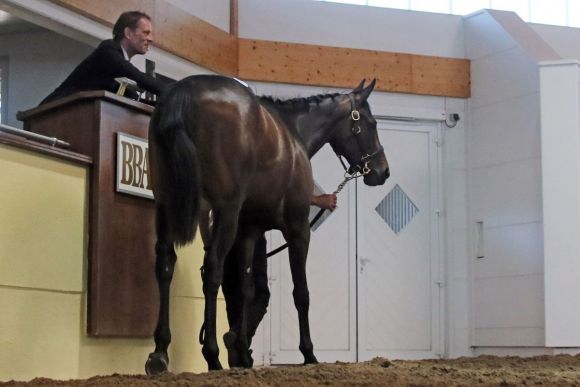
[124,17,153,56]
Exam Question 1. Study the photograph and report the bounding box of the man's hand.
[311,194,338,211]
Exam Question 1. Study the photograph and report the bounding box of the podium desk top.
[17,91,155,121]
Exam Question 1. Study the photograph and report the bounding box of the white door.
[357,122,442,360]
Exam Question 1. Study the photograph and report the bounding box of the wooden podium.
[17,91,159,337]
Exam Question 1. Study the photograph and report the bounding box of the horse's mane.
[259,93,342,109]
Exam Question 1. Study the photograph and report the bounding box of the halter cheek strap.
[333,95,384,177]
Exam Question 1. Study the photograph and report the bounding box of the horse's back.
[152,74,313,229]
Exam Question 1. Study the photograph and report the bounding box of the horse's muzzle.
[364,167,390,186]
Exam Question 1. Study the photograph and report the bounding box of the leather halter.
[333,94,384,176]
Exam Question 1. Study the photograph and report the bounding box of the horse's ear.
[353,79,365,92]
[359,78,376,101]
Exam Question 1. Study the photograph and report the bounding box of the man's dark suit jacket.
[41,39,167,104]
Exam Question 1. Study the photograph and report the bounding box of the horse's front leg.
[223,233,267,368]
[201,204,240,371]
[146,205,177,375]
[230,227,261,368]
[222,244,243,368]
[285,223,318,365]
[247,235,270,344]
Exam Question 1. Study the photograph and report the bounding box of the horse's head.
[329,79,390,186]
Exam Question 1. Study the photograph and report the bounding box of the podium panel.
[18,92,158,337]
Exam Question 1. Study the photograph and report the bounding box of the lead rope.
[265,169,363,258]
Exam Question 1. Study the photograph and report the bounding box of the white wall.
[0,30,92,127]
[165,0,230,31]
[531,24,580,60]
[465,9,559,349]
[238,0,465,58]
[442,97,470,358]
[539,60,580,347]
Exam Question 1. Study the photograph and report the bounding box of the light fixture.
[0,11,11,23]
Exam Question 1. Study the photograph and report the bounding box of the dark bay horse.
[145,75,389,374]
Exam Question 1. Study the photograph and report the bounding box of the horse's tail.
[150,82,200,246]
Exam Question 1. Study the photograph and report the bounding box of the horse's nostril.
[385,168,390,180]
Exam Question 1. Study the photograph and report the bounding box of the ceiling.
[0,10,43,35]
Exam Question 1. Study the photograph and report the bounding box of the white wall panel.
[165,0,230,31]
[239,0,465,58]
[471,158,543,228]
[448,221,470,280]
[449,279,470,328]
[470,93,541,168]
[473,274,544,329]
[443,105,468,169]
[474,222,544,279]
[464,10,517,59]
[465,9,556,349]
[474,327,544,346]
[531,23,580,60]
[469,47,539,109]
[539,60,580,347]
[447,279,471,357]
[486,10,558,62]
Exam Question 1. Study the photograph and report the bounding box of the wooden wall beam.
[238,39,470,98]
[48,0,470,98]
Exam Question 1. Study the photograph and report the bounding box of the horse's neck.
[297,123,327,158]
[293,101,349,158]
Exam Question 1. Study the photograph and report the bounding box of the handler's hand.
[311,194,338,211]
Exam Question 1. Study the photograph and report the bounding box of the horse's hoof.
[145,352,169,375]
[239,350,254,368]
[304,353,318,365]
[202,345,223,371]
[208,360,223,371]
[223,330,240,368]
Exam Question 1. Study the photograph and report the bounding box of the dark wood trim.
[0,131,93,166]
[230,0,238,37]
[17,91,153,122]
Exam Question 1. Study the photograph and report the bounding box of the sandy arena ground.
[4,355,580,386]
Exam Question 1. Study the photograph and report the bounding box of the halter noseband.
[334,95,384,177]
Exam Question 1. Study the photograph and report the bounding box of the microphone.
[145,59,156,102]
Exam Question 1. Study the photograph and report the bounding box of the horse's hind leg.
[201,204,240,370]
[146,205,177,375]
[285,225,318,365]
